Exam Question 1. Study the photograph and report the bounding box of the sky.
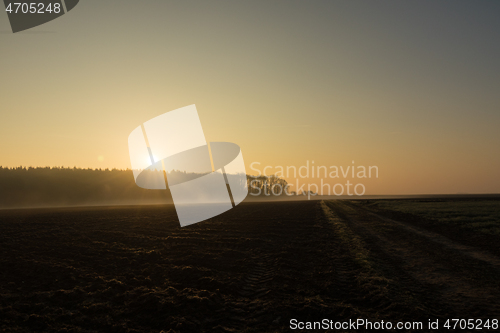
[1,0,499,195]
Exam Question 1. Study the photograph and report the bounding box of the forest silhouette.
[0,167,289,208]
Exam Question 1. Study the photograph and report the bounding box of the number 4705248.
[5,3,62,14]
[444,319,498,330]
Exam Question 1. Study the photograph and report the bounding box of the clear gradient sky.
[1,0,499,195]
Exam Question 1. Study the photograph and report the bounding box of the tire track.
[324,200,500,319]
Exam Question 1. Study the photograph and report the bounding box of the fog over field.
[1,1,500,331]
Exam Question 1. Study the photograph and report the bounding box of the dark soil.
[0,200,499,332]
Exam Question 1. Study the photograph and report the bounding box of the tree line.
[0,167,289,208]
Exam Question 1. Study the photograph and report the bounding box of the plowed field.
[1,200,499,332]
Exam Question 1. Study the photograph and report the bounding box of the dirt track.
[0,200,499,332]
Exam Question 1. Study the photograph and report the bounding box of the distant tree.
[246,174,289,196]
[0,167,291,208]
